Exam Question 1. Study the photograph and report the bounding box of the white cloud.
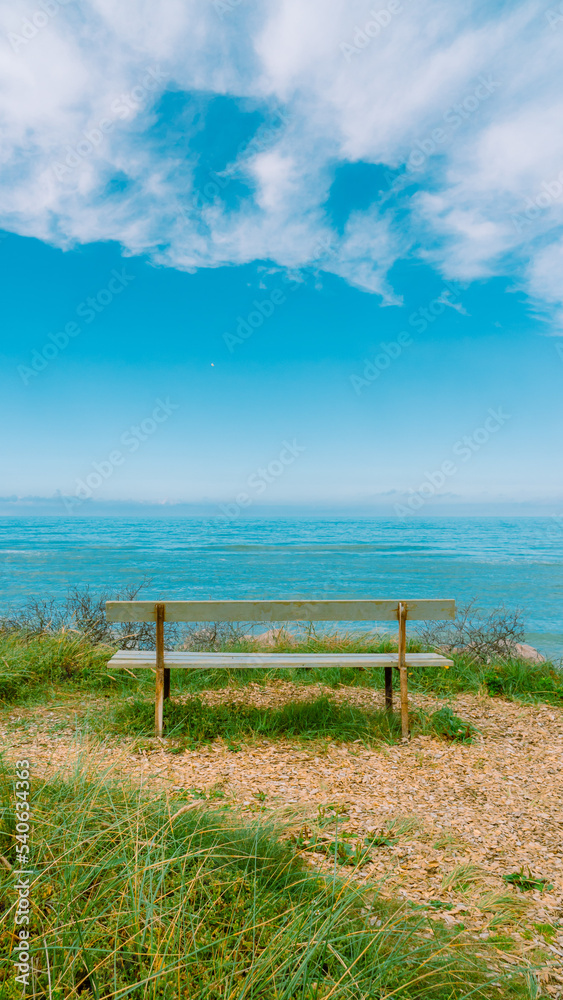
[1,0,563,322]
[526,242,563,329]
[251,150,298,211]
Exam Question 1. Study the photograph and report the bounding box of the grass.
[413,655,563,704]
[441,864,485,893]
[109,694,402,745]
[0,630,112,704]
[103,695,475,748]
[477,891,530,923]
[1,626,562,710]
[0,760,534,999]
[291,814,424,868]
[503,869,554,893]
[0,627,560,755]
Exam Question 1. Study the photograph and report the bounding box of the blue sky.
[1,0,562,513]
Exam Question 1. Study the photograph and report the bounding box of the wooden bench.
[106,599,455,740]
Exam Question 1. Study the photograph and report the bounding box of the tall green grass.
[0,761,532,999]
[1,627,561,710]
[0,630,113,703]
[106,695,475,747]
[409,653,563,703]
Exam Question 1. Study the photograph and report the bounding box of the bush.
[0,582,158,648]
[0,584,247,652]
[416,601,525,663]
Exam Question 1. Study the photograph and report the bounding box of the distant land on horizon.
[0,496,562,519]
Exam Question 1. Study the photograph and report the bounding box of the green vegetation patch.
[503,868,554,893]
[481,660,563,702]
[0,761,530,999]
[3,623,562,715]
[105,695,475,748]
[427,705,476,742]
[108,694,403,746]
[407,654,563,704]
[0,630,114,703]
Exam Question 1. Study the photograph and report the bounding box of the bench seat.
[108,650,453,670]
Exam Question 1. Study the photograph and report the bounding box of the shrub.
[416,601,525,663]
[0,582,158,648]
[0,583,247,652]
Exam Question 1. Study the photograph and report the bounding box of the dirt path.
[3,685,563,991]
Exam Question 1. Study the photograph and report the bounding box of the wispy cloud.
[1,0,562,323]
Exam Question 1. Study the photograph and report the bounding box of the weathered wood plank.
[106,599,456,623]
[107,651,453,669]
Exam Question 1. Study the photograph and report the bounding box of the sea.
[1,516,562,660]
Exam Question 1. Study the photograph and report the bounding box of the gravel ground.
[3,684,563,992]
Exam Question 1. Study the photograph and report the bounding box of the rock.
[514,643,545,664]
[253,628,295,648]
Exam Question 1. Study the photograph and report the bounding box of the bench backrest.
[106,599,455,623]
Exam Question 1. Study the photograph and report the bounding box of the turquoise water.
[1,516,562,659]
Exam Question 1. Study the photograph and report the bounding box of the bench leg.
[384,667,393,711]
[163,668,170,701]
[398,602,410,740]
[399,666,409,741]
[155,668,164,738]
[155,602,165,738]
